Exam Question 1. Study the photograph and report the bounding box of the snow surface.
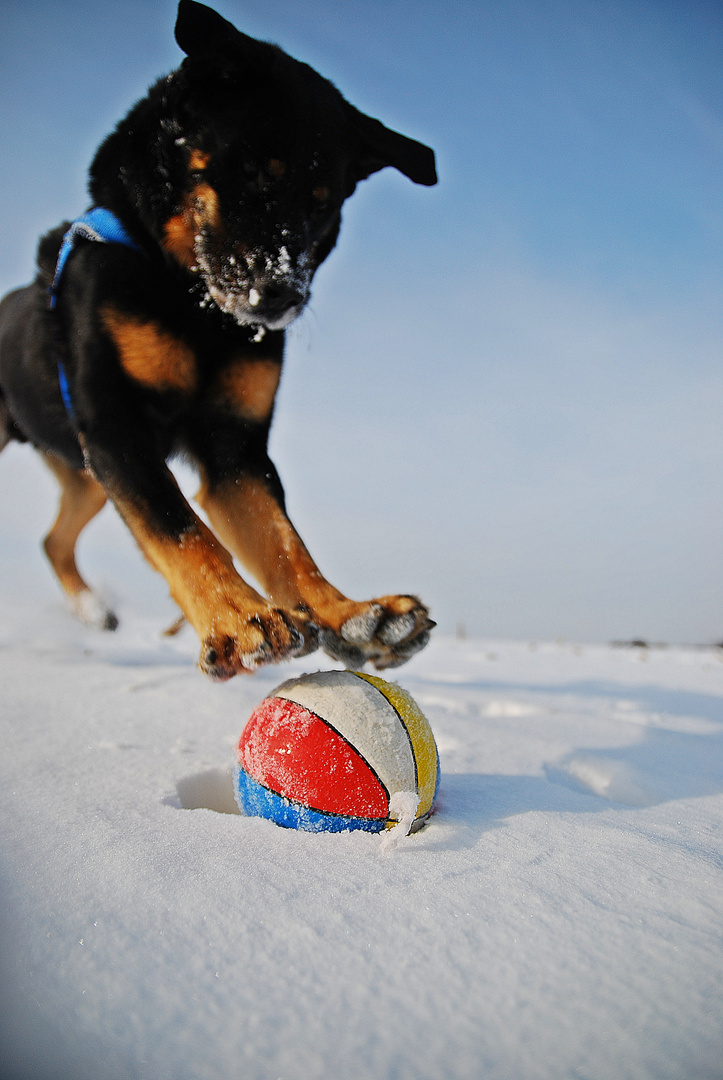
[1,444,722,1080]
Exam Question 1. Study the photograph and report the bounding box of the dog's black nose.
[255,281,304,320]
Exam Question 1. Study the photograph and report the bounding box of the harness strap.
[49,208,142,422]
[49,207,141,310]
[57,359,75,419]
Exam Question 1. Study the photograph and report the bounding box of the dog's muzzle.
[197,242,312,330]
[204,276,308,330]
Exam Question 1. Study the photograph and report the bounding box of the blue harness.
[49,208,141,419]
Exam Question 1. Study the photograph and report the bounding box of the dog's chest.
[100,303,281,422]
[101,305,197,394]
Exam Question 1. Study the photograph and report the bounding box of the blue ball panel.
[234,766,386,833]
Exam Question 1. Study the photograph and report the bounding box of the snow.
[1,444,722,1080]
[380,792,420,853]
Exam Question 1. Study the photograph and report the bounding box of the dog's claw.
[374,625,433,670]
[293,618,320,657]
[318,631,367,670]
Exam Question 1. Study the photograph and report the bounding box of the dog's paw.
[198,606,314,681]
[69,589,119,632]
[319,595,434,671]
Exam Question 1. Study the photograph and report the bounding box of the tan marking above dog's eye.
[189,148,211,171]
[313,186,330,204]
[191,183,220,227]
[161,183,220,269]
[268,159,286,179]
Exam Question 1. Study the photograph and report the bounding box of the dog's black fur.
[0,0,437,680]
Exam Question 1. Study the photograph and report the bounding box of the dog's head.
[92,1,436,332]
[170,1,437,330]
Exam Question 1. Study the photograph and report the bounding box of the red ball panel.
[238,696,388,819]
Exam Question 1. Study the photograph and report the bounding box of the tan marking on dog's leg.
[43,454,107,597]
[196,474,334,609]
[196,474,434,669]
[42,454,117,628]
[109,490,305,678]
[196,477,420,626]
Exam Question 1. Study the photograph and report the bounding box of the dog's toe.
[200,631,272,681]
[340,604,384,644]
[318,630,368,670]
[377,610,416,646]
[373,624,434,670]
[291,612,320,657]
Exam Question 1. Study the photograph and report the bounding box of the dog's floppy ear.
[175,0,263,65]
[349,107,437,187]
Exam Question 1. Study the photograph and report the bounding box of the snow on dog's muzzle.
[197,240,312,329]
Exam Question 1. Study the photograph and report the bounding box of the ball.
[235,670,440,834]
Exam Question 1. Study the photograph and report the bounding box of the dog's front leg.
[197,471,434,671]
[83,434,307,679]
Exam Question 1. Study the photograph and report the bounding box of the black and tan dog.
[0,0,437,680]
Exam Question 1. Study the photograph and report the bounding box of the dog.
[0,0,437,681]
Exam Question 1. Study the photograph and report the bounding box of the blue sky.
[0,0,721,643]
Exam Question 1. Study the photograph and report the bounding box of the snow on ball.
[234,670,440,835]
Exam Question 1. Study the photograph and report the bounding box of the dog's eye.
[268,159,286,179]
[242,160,283,195]
[242,161,262,191]
[312,186,330,209]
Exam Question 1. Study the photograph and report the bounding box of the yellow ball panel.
[353,673,439,818]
